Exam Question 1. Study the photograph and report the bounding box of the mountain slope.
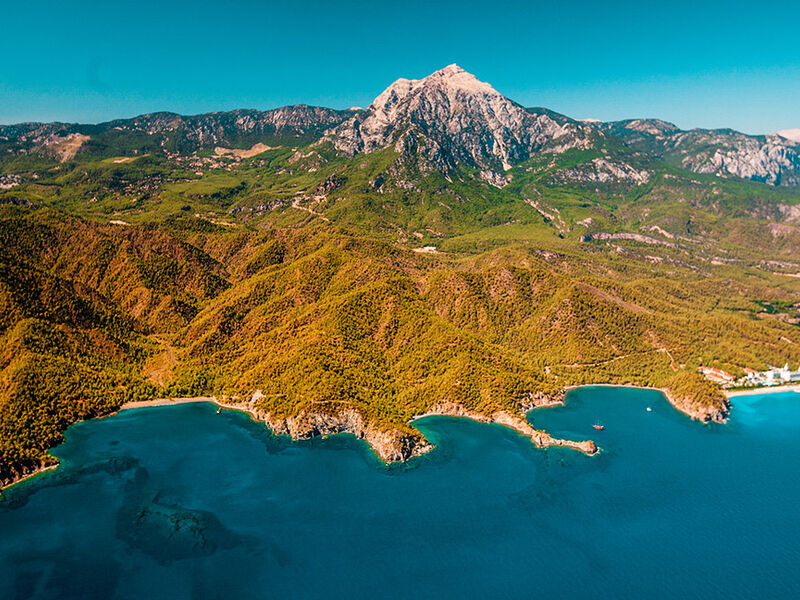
[0,105,351,161]
[600,120,800,186]
[327,64,597,185]
[2,66,798,190]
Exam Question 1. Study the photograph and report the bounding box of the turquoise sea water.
[2,386,800,599]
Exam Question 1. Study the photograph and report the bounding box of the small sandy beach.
[725,384,800,398]
[119,396,217,410]
[120,396,263,422]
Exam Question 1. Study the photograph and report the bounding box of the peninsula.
[118,395,599,462]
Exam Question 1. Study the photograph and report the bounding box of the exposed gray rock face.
[672,131,800,186]
[0,174,22,189]
[0,105,350,156]
[547,157,652,185]
[327,64,597,185]
[248,401,433,463]
[108,105,348,148]
[779,203,800,224]
[580,232,677,248]
[600,120,800,187]
[599,119,680,146]
[622,119,680,136]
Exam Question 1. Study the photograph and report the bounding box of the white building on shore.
[736,363,800,387]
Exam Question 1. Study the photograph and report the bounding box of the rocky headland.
[662,389,730,423]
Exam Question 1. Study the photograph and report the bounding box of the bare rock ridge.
[1,64,798,187]
[659,130,800,186]
[110,106,349,148]
[327,64,596,185]
[601,119,800,186]
[0,105,351,155]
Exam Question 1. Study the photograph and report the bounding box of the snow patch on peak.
[776,129,800,143]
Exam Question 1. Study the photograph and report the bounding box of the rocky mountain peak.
[370,64,502,116]
[328,65,595,185]
[602,118,800,187]
[434,63,467,77]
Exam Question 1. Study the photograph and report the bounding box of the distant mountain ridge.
[1,65,799,187]
[600,119,800,186]
[0,105,351,158]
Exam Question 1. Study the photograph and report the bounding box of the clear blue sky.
[2,0,798,134]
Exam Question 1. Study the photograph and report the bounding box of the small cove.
[2,386,799,599]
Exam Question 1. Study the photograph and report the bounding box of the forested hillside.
[2,66,800,486]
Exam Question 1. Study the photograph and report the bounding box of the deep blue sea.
[2,386,800,599]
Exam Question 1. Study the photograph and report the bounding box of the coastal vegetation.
[2,71,800,485]
[2,184,799,484]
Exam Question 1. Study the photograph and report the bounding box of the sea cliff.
[232,388,599,463]
[254,406,434,463]
[663,389,730,423]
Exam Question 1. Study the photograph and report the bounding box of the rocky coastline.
[121,391,598,463]
[412,400,598,456]
[229,388,599,462]
[662,389,730,424]
[4,382,733,491]
[241,401,434,463]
